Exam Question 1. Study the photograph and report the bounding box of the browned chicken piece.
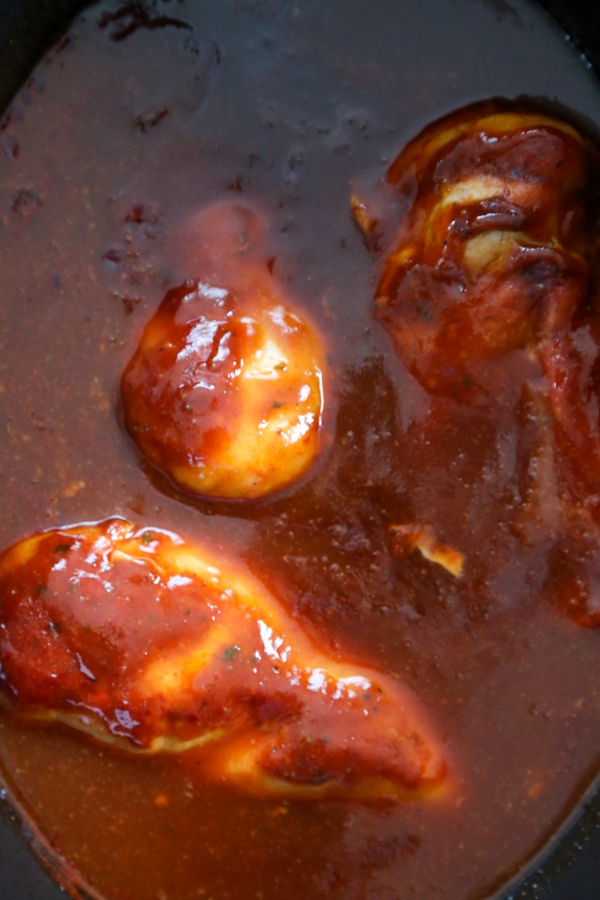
[121,200,328,501]
[0,519,448,801]
[357,101,599,402]
[355,101,600,627]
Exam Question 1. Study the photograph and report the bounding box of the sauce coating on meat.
[0,519,447,801]
[121,201,328,500]
[2,4,600,899]
[356,102,598,400]
[355,101,600,627]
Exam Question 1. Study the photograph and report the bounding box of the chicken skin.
[0,519,447,801]
[359,102,599,405]
[121,201,328,501]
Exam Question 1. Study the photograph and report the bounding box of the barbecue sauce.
[0,2,600,899]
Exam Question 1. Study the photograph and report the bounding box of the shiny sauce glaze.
[0,1,600,899]
[0,518,446,801]
[120,200,329,501]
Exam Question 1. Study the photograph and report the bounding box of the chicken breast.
[121,201,328,501]
[356,101,598,404]
[354,101,600,628]
[0,518,447,801]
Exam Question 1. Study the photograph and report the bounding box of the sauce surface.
[0,1,600,898]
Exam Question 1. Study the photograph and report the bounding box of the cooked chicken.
[356,101,599,406]
[0,518,447,800]
[121,201,328,501]
[355,101,600,626]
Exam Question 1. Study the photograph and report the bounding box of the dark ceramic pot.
[0,1,598,898]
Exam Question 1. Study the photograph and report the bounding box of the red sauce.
[0,518,446,800]
[0,2,599,899]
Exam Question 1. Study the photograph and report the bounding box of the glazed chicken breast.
[357,102,599,401]
[354,101,600,627]
[0,519,447,801]
[121,201,328,501]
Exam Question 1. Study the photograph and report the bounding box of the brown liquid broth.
[0,1,599,898]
